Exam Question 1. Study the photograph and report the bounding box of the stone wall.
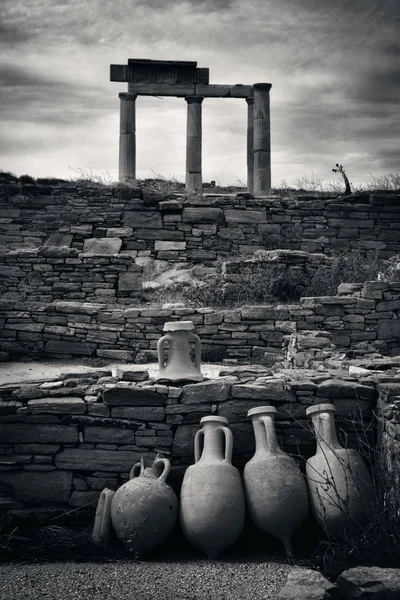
[1,281,400,362]
[0,368,378,508]
[1,182,400,260]
[0,247,142,304]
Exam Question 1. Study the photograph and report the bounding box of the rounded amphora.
[243,406,309,557]
[157,320,203,383]
[111,455,178,558]
[180,416,245,559]
[306,403,375,539]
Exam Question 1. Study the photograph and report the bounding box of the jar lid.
[163,320,194,332]
[200,416,229,425]
[247,406,277,417]
[306,403,336,417]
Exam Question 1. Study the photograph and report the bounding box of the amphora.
[111,455,178,558]
[180,416,245,558]
[306,403,375,538]
[157,321,203,382]
[244,406,309,557]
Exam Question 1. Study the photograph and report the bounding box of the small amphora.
[111,455,178,558]
[180,416,245,558]
[244,406,309,557]
[157,320,203,382]
[306,403,375,539]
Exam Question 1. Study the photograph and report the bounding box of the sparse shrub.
[19,174,36,184]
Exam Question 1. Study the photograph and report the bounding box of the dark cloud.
[136,0,235,11]
[0,22,34,44]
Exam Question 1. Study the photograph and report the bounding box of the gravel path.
[0,559,291,600]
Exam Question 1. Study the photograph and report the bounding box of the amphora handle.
[220,425,233,463]
[189,332,201,369]
[153,457,171,483]
[157,334,170,371]
[129,457,144,480]
[194,429,204,463]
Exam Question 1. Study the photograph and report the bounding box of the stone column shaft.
[119,93,137,183]
[185,96,203,193]
[246,97,254,193]
[253,83,272,195]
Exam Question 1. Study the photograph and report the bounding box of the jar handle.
[154,457,171,483]
[220,426,233,463]
[157,334,169,372]
[129,457,143,480]
[194,429,204,463]
[190,333,202,369]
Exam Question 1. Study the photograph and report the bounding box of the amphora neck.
[251,411,283,455]
[199,421,226,462]
[310,407,342,452]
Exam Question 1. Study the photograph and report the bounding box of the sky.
[0,0,399,187]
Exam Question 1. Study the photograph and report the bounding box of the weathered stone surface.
[14,444,60,454]
[83,237,122,254]
[111,406,165,421]
[27,397,87,414]
[0,470,72,505]
[154,241,186,251]
[316,379,375,401]
[84,426,136,444]
[55,448,141,472]
[44,340,97,356]
[182,207,223,223]
[378,320,400,339]
[102,386,165,406]
[241,306,289,320]
[338,566,400,599]
[277,568,338,599]
[225,209,266,223]
[115,367,149,381]
[181,379,233,404]
[124,211,162,228]
[0,424,78,443]
[231,380,296,402]
[118,272,142,291]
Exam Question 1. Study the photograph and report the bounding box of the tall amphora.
[306,403,375,538]
[157,321,203,382]
[180,416,245,558]
[111,455,178,558]
[244,406,309,556]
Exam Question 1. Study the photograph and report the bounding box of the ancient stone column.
[246,97,254,193]
[185,96,204,193]
[119,93,137,183]
[253,83,272,195]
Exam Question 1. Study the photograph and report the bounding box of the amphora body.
[306,403,375,538]
[110,455,178,558]
[180,416,245,558]
[157,321,203,382]
[244,406,309,556]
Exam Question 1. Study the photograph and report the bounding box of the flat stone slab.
[181,379,234,404]
[338,566,400,599]
[0,470,72,505]
[27,397,87,414]
[102,386,166,406]
[83,237,122,254]
[277,568,338,599]
[55,448,142,472]
[0,423,78,443]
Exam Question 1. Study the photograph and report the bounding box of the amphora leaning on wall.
[306,403,375,539]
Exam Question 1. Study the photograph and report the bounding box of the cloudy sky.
[0,0,399,187]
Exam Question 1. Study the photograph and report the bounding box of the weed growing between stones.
[146,252,399,308]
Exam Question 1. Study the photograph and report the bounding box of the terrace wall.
[0,281,399,362]
[1,182,400,261]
